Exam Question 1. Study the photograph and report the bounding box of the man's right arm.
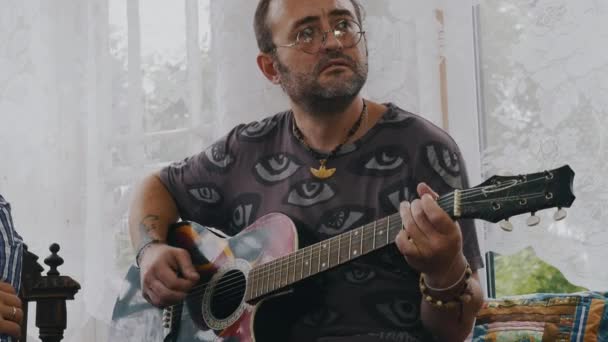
[128,172,179,248]
[128,172,200,307]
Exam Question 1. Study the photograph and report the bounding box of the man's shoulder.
[0,194,8,208]
[382,103,460,148]
[228,109,291,143]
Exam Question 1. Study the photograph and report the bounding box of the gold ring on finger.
[8,306,16,321]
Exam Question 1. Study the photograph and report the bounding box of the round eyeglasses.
[275,19,365,54]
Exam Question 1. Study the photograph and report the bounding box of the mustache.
[314,52,357,74]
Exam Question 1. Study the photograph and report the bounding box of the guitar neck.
[245,194,458,302]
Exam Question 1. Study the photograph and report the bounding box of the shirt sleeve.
[159,125,244,232]
[0,198,23,291]
[0,196,23,342]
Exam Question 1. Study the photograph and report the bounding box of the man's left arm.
[420,268,484,341]
[396,183,484,342]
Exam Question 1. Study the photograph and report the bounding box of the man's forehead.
[268,0,356,27]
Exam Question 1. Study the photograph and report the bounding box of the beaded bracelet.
[135,239,164,268]
[419,263,473,309]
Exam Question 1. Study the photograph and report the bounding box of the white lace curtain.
[1,0,604,341]
[477,0,608,292]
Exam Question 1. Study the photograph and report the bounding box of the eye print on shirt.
[252,153,302,185]
[424,143,463,189]
[203,139,234,173]
[343,263,376,285]
[348,145,409,177]
[285,180,336,208]
[362,292,419,328]
[227,193,261,234]
[317,206,374,236]
[238,117,278,142]
[379,179,415,215]
[301,308,341,328]
[187,184,223,206]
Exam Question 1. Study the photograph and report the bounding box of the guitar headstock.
[450,165,575,225]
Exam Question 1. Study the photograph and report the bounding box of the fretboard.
[243,195,458,302]
[243,211,399,301]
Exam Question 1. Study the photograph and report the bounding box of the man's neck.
[291,96,367,153]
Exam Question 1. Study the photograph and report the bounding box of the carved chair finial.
[44,243,64,276]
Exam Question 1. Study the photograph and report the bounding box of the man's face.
[267,0,368,114]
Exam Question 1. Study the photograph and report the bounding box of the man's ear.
[257,53,281,84]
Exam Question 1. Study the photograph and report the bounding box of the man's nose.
[321,29,344,52]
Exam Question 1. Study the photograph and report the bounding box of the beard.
[275,50,368,116]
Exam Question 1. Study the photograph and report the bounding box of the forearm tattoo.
[139,214,161,239]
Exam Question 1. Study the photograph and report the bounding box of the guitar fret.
[275,261,280,289]
[266,265,274,293]
[270,262,275,292]
[336,235,342,265]
[318,244,323,272]
[293,252,298,282]
[253,266,259,298]
[359,227,363,256]
[348,231,352,259]
[293,252,299,282]
[327,239,331,268]
[386,216,390,245]
[299,249,304,281]
[351,230,357,257]
[288,254,292,285]
[339,234,350,263]
[373,220,377,249]
[308,246,312,276]
[262,264,268,295]
[283,257,289,287]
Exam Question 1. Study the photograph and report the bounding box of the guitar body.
[110,213,298,342]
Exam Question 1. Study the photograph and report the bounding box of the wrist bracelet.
[135,239,163,268]
[419,263,473,309]
[421,262,472,292]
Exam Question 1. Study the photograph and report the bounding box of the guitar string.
[196,175,552,298]
[165,174,554,308]
[170,217,404,308]
[170,221,405,311]
[184,191,550,303]
[169,183,551,304]
[435,175,550,207]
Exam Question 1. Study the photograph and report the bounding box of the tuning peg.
[499,219,513,232]
[554,207,567,221]
[526,212,541,227]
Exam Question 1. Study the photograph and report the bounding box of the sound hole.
[210,270,246,320]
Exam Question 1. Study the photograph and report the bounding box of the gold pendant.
[310,159,336,179]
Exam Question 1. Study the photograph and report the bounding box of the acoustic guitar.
[109,165,575,341]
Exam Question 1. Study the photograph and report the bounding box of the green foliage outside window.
[494,247,588,298]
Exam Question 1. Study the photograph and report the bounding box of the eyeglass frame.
[272,18,366,55]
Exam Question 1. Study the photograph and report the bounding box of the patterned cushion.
[467,292,608,341]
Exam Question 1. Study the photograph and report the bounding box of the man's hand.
[0,282,23,338]
[139,244,200,308]
[395,182,467,288]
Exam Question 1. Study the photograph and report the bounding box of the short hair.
[254,0,364,53]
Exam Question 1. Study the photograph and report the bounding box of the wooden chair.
[18,243,81,342]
